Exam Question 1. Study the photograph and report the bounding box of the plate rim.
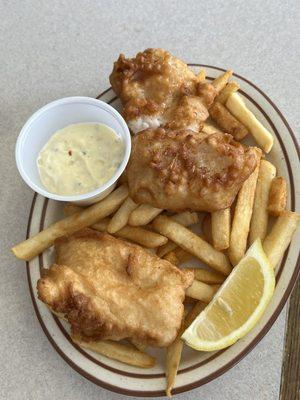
[26,64,300,397]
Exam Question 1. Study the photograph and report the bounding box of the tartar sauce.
[37,123,124,195]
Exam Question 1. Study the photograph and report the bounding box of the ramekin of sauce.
[15,97,131,205]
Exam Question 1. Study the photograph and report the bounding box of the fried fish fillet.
[110,48,217,133]
[37,229,193,347]
[126,128,258,212]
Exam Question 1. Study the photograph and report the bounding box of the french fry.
[226,93,274,153]
[202,214,212,244]
[170,211,199,226]
[186,280,218,303]
[197,69,206,82]
[263,211,300,268]
[152,215,231,275]
[64,203,83,216]
[183,301,206,329]
[209,101,249,140]
[181,301,206,335]
[65,204,167,248]
[157,241,178,258]
[202,122,224,135]
[166,334,183,397]
[211,208,231,250]
[129,204,163,226]
[166,302,206,396]
[215,81,240,104]
[65,206,167,248]
[131,339,146,352]
[211,70,233,93]
[182,268,225,284]
[117,226,167,248]
[93,221,167,248]
[92,219,110,231]
[64,206,167,248]
[107,197,138,233]
[157,212,199,257]
[165,309,190,396]
[268,177,287,216]
[72,336,155,368]
[249,160,276,244]
[228,155,261,265]
[11,185,129,261]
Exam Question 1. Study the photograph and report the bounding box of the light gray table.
[1,1,299,399]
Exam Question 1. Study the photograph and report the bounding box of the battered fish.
[110,48,217,133]
[37,229,193,347]
[126,128,258,212]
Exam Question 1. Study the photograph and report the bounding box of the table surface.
[0,1,299,399]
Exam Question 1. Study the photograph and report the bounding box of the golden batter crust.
[127,128,258,212]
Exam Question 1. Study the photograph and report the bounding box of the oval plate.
[26,65,300,396]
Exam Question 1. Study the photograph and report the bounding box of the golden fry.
[93,221,167,248]
[65,205,167,248]
[202,122,224,135]
[226,93,274,153]
[118,226,167,248]
[209,101,248,141]
[186,280,218,303]
[183,301,206,329]
[128,204,163,226]
[211,208,231,250]
[153,215,232,275]
[268,177,287,216]
[211,70,233,93]
[131,339,146,352]
[64,202,167,248]
[72,337,155,368]
[157,241,178,258]
[92,219,110,231]
[165,334,183,397]
[228,155,261,265]
[166,302,206,396]
[263,211,300,268]
[197,69,206,82]
[215,81,240,104]
[171,211,199,226]
[107,197,138,233]
[64,204,83,216]
[249,160,276,244]
[11,185,129,261]
[182,268,225,284]
[158,212,199,257]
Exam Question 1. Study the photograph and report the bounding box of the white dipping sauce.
[37,123,124,195]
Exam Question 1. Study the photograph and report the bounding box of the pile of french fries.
[11,70,299,397]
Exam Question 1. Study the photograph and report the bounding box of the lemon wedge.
[181,239,275,351]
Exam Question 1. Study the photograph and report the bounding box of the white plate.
[26,65,300,396]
